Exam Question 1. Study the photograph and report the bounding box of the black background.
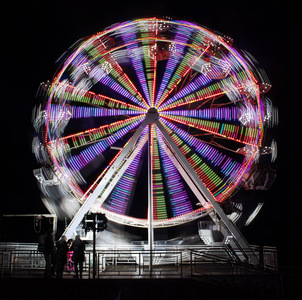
[0,0,301,279]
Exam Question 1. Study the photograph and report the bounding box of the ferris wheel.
[32,18,275,252]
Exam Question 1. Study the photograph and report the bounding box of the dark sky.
[0,0,301,267]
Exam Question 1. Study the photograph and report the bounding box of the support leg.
[156,120,259,265]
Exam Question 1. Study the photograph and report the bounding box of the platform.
[0,243,282,299]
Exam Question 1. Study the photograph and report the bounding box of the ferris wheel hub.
[146,107,159,123]
[147,107,158,114]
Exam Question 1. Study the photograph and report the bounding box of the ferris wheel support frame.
[148,124,154,272]
[62,115,151,239]
[62,111,259,265]
[155,118,259,265]
[158,135,230,238]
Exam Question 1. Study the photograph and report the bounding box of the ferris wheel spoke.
[101,133,146,216]
[158,119,227,198]
[88,125,149,212]
[161,114,259,147]
[69,44,148,109]
[158,67,255,111]
[154,25,195,107]
[95,54,149,109]
[54,114,144,151]
[67,118,144,172]
[158,75,236,111]
[48,104,143,124]
[156,43,211,109]
[82,37,150,109]
[52,81,145,112]
[118,26,152,106]
[140,26,158,107]
[69,105,143,119]
[158,72,214,111]
[161,106,240,124]
[159,118,244,196]
[156,128,194,216]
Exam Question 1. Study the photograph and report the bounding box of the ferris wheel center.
[146,107,159,123]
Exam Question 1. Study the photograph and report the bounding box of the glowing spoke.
[82,126,148,200]
[160,118,243,178]
[119,24,152,106]
[154,25,195,107]
[52,81,146,112]
[140,22,158,107]
[158,69,257,111]
[161,114,259,146]
[101,128,148,215]
[67,118,144,172]
[156,44,211,109]
[159,118,246,200]
[161,106,239,123]
[69,37,149,109]
[159,119,224,196]
[52,115,144,149]
[97,54,149,109]
[156,128,193,216]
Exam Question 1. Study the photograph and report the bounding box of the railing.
[0,243,278,279]
[97,250,184,278]
[0,249,92,278]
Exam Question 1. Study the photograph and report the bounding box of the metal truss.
[63,111,259,265]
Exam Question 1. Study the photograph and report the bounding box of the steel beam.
[155,118,259,265]
[157,134,230,242]
[63,116,151,238]
[148,124,154,273]
[90,132,148,212]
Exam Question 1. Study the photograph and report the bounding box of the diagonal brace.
[63,116,152,238]
[155,119,259,265]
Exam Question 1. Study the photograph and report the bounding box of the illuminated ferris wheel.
[32,18,277,249]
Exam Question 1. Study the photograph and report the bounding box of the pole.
[93,213,97,279]
[148,124,154,274]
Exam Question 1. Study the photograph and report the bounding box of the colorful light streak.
[103,133,146,215]
[161,114,258,146]
[67,117,143,171]
[154,25,194,107]
[156,128,193,217]
[151,125,168,220]
[52,81,146,112]
[119,24,151,106]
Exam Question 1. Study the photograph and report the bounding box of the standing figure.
[71,235,85,279]
[39,229,55,278]
[66,239,75,272]
[56,235,68,279]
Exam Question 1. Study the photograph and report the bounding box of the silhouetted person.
[56,235,68,279]
[39,230,55,278]
[66,238,74,272]
[71,235,85,279]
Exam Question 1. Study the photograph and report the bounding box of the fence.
[0,243,278,279]
[97,249,184,278]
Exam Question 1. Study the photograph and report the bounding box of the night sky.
[0,0,301,270]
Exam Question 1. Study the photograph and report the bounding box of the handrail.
[0,245,278,278]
